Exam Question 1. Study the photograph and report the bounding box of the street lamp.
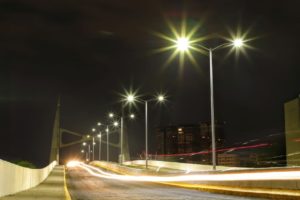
[174,36,245,170]
[108,112,134,164]
[125,93,165,169]
[97,133,102,160]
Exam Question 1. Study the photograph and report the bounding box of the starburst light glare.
[157,95,165,102]
[176,37,190,51]
[233,38,244,48]
[127,94,135,102]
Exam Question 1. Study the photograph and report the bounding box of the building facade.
[285,95,300,166]
[156,122,225,164]
[217,154,240,167]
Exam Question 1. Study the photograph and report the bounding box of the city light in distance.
[97,134,101,138]
[113,121,119,127]
[92,128,96,132]
[66,160,81,168]
[82,142,87,146]
[97,122,101,126]
[109,113,114,118]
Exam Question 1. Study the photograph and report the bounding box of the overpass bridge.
[1,100,300,200]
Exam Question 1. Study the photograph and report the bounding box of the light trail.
[153,143,270,157]
[70,162,300,182]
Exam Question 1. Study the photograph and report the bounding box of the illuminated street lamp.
[174,36,245,170]
[97,133,102,160]
[109,113,114,118]
[125,93,165,169]
[107,112,134,164]
[129,114,135,119]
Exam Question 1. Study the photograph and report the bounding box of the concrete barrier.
[0,159,57,197]
[123,160,246,171]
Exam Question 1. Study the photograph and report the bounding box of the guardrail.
[0,159,57,197]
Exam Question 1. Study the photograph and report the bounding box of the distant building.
[217,154,240,167]
[285,95,300,166]
[155,122,225,164]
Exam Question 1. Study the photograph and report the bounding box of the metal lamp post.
[174,37,245,170]
[125,94,165,169]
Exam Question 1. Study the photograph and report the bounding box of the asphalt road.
[66,166,267,200]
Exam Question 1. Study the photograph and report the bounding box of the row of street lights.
[80,31,247,171]
[81,94,165,169]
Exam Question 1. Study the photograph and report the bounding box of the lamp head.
[130,114,135,119]
[233,38,244,48]
[126,94,135,103]
[176,37,190,51]
[157,95,165,102]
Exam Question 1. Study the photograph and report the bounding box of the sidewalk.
[0,166,70,200]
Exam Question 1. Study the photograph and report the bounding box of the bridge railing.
[0,159,57,197]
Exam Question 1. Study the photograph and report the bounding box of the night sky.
[1,0,299,167]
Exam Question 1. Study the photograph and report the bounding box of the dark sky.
[1,0,299,166]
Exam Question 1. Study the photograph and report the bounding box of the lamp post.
[125,94,165,169]
[108,112,135,164]
[97,132,102,160]
[174,37,245,170]
[94,119,119,162]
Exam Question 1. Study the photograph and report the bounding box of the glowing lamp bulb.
[176,37,190,51]
[127,95,135,102]
[233,39,244,48]
[158,95,165,102]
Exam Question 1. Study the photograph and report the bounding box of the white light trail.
[77,163,300,182]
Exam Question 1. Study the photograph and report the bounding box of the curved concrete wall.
[0,159,57,197]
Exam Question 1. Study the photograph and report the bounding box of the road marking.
[64,166,72,200]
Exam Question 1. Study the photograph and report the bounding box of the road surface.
[66,166,266,200]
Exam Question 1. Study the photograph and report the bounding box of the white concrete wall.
[0,159,57,197]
